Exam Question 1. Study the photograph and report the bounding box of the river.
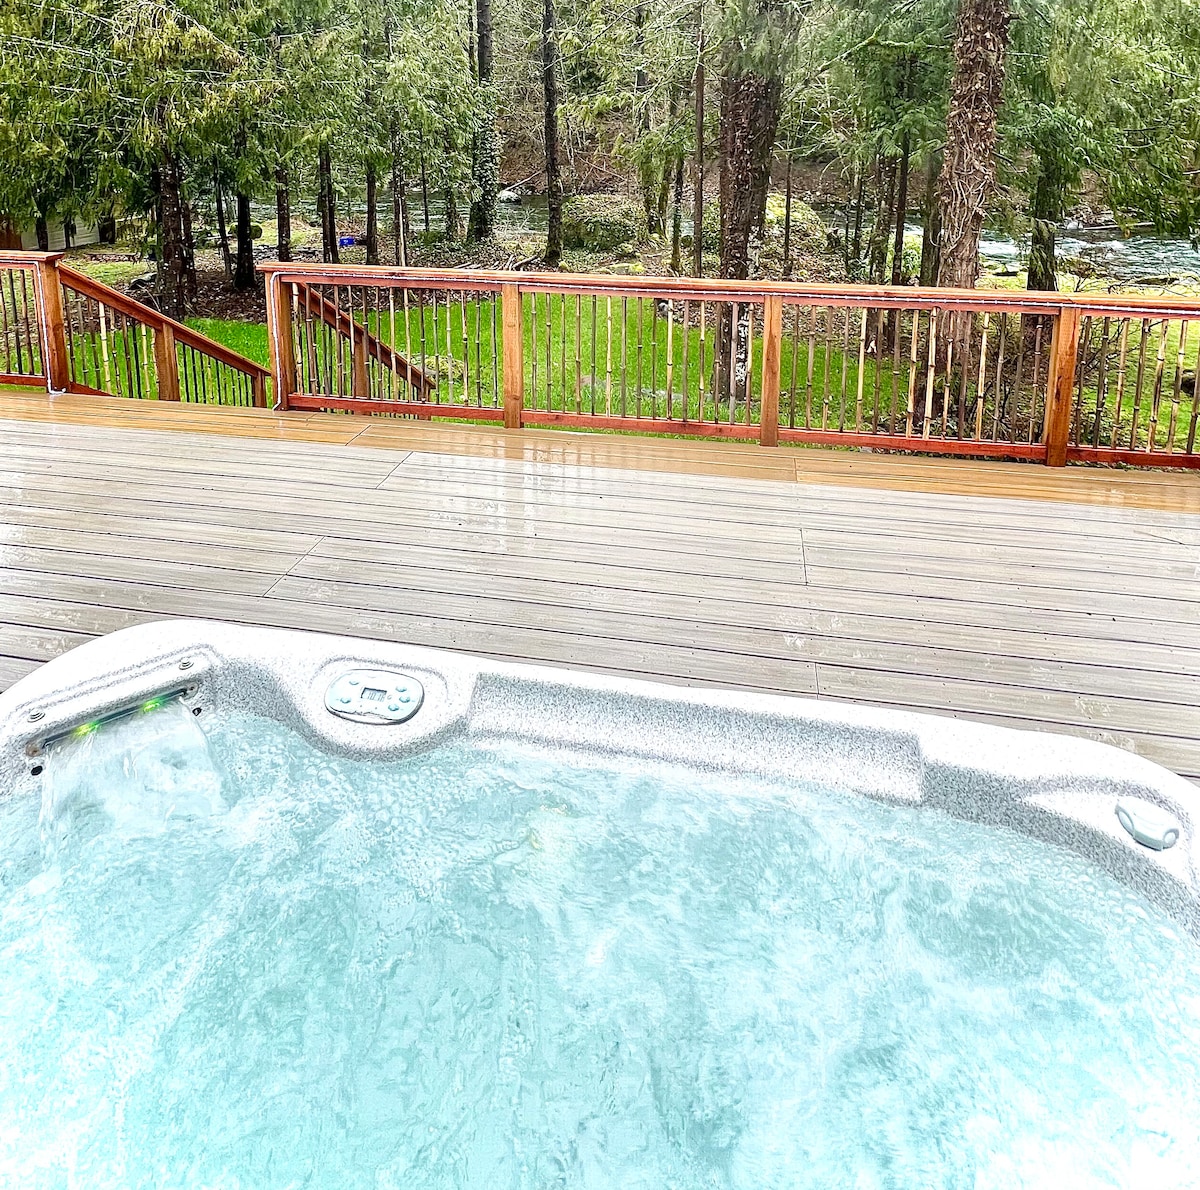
[351,193,1200,283]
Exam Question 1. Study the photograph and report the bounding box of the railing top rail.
[257,261,1200,319]
[0,250,54,270]
[57,263,270,380]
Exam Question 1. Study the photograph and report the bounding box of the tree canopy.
[4,0,1200,307]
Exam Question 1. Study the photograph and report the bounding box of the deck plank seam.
[374,451,414,488]
[268,532,340,596]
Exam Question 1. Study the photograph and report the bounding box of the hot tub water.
[1,708,1198,1188]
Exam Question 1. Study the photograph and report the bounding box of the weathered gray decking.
[1,391,1197,779]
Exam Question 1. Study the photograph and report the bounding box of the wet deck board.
[0,391,1197,779]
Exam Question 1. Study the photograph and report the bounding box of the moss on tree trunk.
[936,0,1012,290]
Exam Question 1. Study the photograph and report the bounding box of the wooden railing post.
[502,283,524,430]
[265,271,296,410]
[1043,304,1080,467]
[351,334,370,398]
[32,254,69,393]
[759,295,782,447]
[153,323,179,401]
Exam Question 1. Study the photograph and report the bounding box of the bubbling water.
[0,712,1198,1189]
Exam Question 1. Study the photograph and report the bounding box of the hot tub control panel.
[324,669,425,725]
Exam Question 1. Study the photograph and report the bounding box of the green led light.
[73,721,100,738]
[142,697,166,713]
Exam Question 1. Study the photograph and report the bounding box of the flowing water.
[2,707,1199,1188]
[883,217,1200,283]
[977,225,1200,283]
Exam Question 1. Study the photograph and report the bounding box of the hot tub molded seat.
[0,619,1196,936]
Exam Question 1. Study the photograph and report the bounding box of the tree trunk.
[866,158,897,283]
[842,182,851,268]
[234,192,254,290]
[157,147,189,319]
[315,169,327,260]
[935,0,1012,290]
[214,170,231,279]
[1027,162,1059,291]
[467,0,498,241]
[634,1,659,237]
[850,169,865,271]
[98,213,116,244]
[63,217,74,250]
[660,84,680,255]
[34,215,49,252]
[919,153,942,286]
[715,57,782,402]
[320,145,340,264]
[443,128,460,241]
[391,150,408,266]
[419,133,431,234]
[782,157,793,277]
[180,187,198,303]
[717,70,781,281]
[366,162,380,263]
[542,0,563,268]
[275,166,291,262]
[890,131,911,286]
[656,168,670,237]
[670,152,685,274]
[691,12,705,277]
[1028,221,1056,292]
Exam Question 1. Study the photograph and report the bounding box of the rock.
[498,188,523,203]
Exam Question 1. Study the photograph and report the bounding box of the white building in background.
[0,218,101,251]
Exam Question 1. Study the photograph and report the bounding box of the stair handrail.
[0,250,271,405]
[291,280,435,398]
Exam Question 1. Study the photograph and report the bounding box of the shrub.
[758,195,839,278]
[763,194,826,252]
[561,194,644,251]
[698,195,826,258]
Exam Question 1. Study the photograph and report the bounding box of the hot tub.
[0,621,1197,1187]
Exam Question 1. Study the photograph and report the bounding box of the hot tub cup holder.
[1116,798,1181,851]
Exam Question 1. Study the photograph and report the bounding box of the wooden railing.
[290,281,436,403]
[7,251,1197,468]
[0,257,47,387]
[0,252,270,406]
[261,263,1200,468]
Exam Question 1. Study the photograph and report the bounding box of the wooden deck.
[1,390,1198,779]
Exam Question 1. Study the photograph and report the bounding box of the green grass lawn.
[288,293,909,431]
[186,318,270,368]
